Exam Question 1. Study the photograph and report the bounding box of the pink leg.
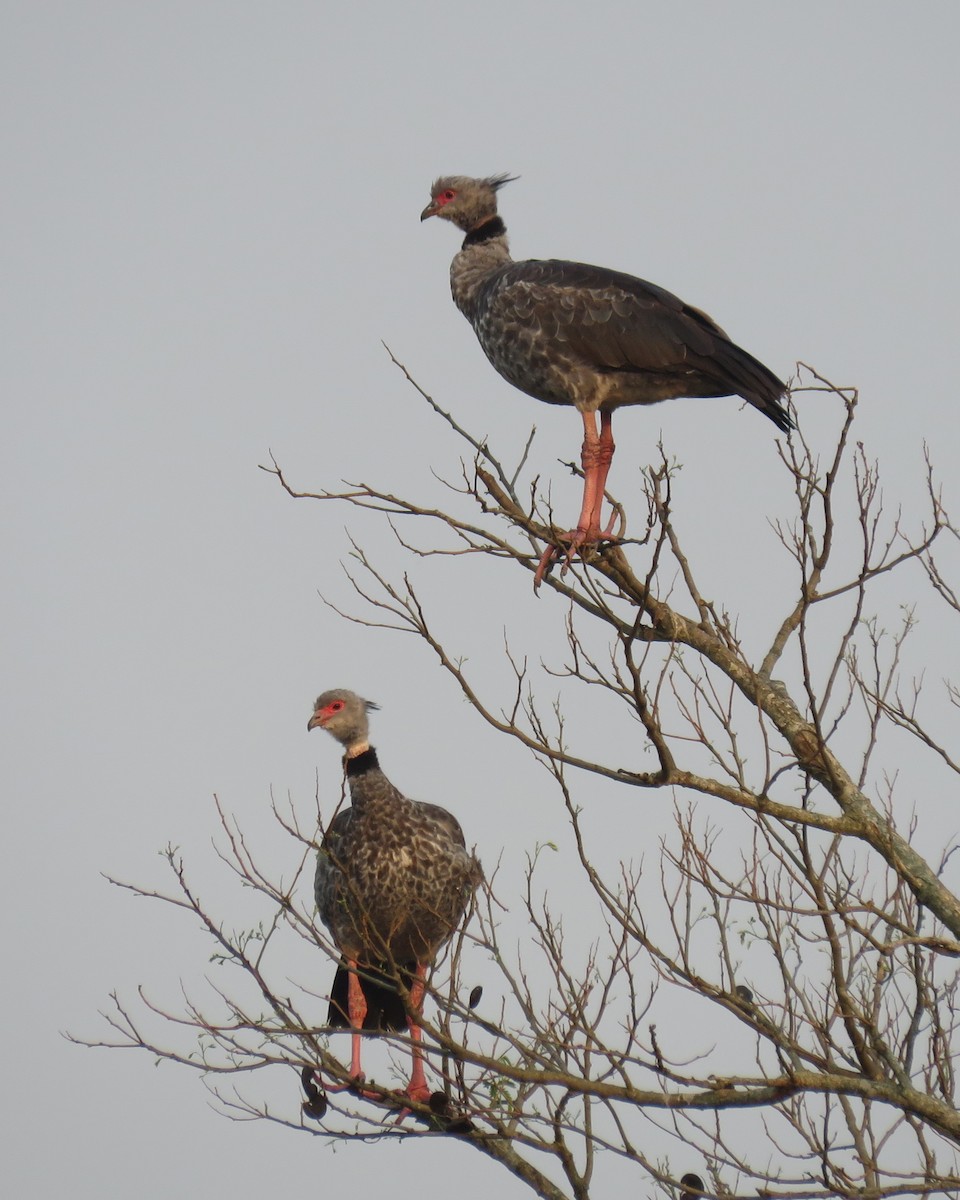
[346,965,367,1079]
[534,410,618,588]
[402,963,430,1104]
[596,410,618,537]
[313,963,432,1117]
[315,960,382,1102]
[573,410,603,536]
[575,410,616,536]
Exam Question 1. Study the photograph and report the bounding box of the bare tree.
[76,361,960,1200]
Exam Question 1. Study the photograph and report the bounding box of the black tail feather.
[327,958,416,1031]
[715,340,792,433]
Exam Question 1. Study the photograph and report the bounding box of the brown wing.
[480,259,790,429]
[414,800,468,850]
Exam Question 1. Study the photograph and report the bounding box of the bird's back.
[456,253,789,430]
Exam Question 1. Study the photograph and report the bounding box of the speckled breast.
[315,798,477,964]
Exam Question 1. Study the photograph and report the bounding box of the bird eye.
[442,189,456,202]
[330,701,344,712]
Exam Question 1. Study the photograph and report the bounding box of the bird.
[306,688,481,1108]
[421,174,792,586]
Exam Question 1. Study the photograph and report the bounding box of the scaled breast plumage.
[314,747,480,966]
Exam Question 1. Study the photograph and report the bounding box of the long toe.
[535,525,616,590]
[391,1081,434,1124]
[534,544,559,590]
[403,1080,432,1105]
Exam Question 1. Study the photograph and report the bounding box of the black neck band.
[346,747,378,776]
[462,216,506,248]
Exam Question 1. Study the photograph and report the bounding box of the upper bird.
[307,688,481,1109]
[421,174,791,586]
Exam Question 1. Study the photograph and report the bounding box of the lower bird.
[307,688,481,1109]
[421,174,792,586]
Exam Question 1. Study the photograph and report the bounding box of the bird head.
[307,689,380,756]
[420,173,517,232]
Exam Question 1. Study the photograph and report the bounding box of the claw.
[392,1081,433,1124]
[329,1070,384,1103]
[533,526,618,591]
[303,1065,386,1112]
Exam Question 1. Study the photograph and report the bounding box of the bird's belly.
[475,325,577,407]
[324,879,470,962]
[316,845,475,963]
[475,327,656,412]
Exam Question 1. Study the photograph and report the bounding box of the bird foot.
[391,1081,433,1124]
[402,1081,433,1105]
[340,1075,388,1103]
[534,526,615,590]
[300,1070,446,1123]
[395,1089,476,1131]
[601,504,625,540]
[302,1066,386,1115]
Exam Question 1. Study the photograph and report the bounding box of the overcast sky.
[5,3,960,1197]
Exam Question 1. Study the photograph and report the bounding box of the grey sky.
[5,3,959,1196]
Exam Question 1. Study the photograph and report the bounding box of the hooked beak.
[307,711,324,732]
[420,200,440,222]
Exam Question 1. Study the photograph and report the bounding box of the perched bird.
[307,688,481,1107]
[421,174,791,585]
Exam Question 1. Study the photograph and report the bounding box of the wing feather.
[476,258,788,426]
